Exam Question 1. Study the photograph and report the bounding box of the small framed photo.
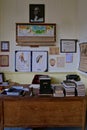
[0,55,9,67]
[0,73,4,83]
[60,39,77,53]
[1,41,9,52]
[29,4,45,23]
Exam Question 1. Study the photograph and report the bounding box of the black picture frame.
[32,51,48,72]
[0,73,4,83]
[1,41,9,52]
[60,39,77,53]
[29,4,45,23]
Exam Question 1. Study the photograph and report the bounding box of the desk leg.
[0,126,4,130]
[0,101,4,130]
[82,100,86,130]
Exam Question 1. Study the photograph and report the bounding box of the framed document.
[60,39,77,53]
[0,55,9,67]
[1,41,9,52]
[32,51,48,72]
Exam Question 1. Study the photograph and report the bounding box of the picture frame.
[15,51,31,72]
[1,41,9,52]
[16,23,56,46]
[60,39,77,53]
[15,50,48,72]
[32,51,48,72]
[79,43,87,72]
[29,4,45,23]
[0,55,9,67]
[0,73,4,83]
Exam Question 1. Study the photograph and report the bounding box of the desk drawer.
[3,98,86,127]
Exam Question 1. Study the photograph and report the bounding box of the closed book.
[39,76,52,94]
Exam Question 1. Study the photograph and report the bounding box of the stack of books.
[74,81,85,96]
[53,84,64,97]
[62,81,76,97]
[1,86,25,96]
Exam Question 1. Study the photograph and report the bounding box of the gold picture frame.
[0,55,9,67]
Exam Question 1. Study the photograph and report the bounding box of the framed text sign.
[16,23,56,46]
[60,39,77,53]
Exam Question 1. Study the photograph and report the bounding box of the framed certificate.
[60,39,77,53]
[0,55,9,67]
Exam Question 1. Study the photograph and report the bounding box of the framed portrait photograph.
[60,39,77,53]
[1,41,9,52]
[29,4,45,23]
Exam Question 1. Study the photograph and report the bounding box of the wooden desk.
[0,96,86,130]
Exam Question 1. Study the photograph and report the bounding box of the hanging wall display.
[79,43,87,72]
[15,51,31,72]
[60,39,77,53]
[15,50,48,72]
[32,51,48,72]
[0,73,4,83]
[16,23,56,46]
[1,41,9,52]
[0,55,9,67]
[29,4,45,23]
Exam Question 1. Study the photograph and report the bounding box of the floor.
[4,114,87,130]
[4,126,87,130]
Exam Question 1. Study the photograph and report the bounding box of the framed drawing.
[0,73,4,83]
[16,23,56,46]
[1,41,9,52]
[32,51,48,72]
[60,39,77,53]
[15,51,31,72]
[0,55,9,67]
[29,4,45,23]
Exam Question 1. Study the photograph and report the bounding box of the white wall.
[77,0,87,42]
[0,0,78,72]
